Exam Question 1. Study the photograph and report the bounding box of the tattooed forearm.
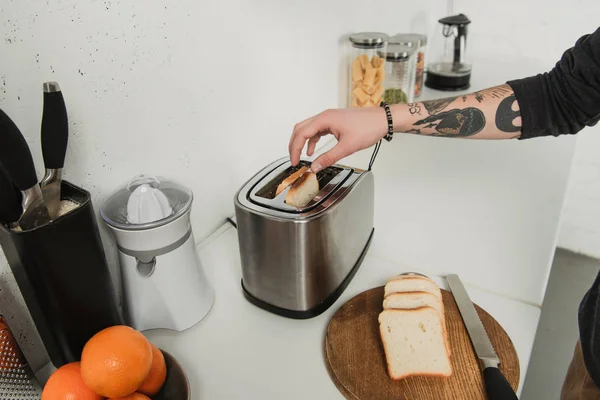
[395,84,521,139]
[407,103,422,115]
[413,108,485,137]
[422,96,458,115]
[473,86,512,101]
[495,94,521,132]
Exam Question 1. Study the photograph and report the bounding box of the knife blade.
[40,81,68,220]
[0,108,52,231]
[446,274,518,400]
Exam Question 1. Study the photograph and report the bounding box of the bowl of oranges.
[41,325,190,400]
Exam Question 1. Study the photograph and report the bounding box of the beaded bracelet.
[380,101,394,142]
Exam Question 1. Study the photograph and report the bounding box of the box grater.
[0,314,42,399]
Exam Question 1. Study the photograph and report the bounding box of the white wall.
[0,0,595,377]
[558,131,600,259]
[0,0,444,373]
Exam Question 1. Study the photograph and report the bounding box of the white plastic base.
[119,231,215,332]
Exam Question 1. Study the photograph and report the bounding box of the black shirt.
[507,27,600,385]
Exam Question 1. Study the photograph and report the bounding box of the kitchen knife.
[0,108,52,230]
[0,164,22,227]
[40,81,68,220]
[446,274,518,400]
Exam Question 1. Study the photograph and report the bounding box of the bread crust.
[276,166,308,196]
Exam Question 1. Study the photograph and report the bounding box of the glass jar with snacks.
[379,44,417,105]
[390,33,427,97]
[348,32,389,108]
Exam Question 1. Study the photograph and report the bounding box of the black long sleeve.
[509,27,600,388]
[507,26,600,139]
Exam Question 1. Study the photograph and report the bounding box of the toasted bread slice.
[276,166,308,196]
[285,171,319,207]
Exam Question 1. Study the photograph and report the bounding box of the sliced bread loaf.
[276,166,308,196]
[384,276,442,301]
[285,171,319,207]
[378,307,452,380]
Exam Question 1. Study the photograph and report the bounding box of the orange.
[108,393,150,400]
[81,325,152,398]
[41,362,103,400]
[137,343,167,396]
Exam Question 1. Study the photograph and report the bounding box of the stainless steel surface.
[349,32,388,48]
[155,349,191,400]
[40,168,62,220]
[234,157,374,311]
[0,315,42,399]
[247,159,353,214]
[19,185,52,231]
[446,274,500,369]
[390,33,428,46]
[377,43,415,60]
[42,82,60,93]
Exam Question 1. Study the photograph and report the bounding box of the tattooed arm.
[391,85,522,139]
[289,27,600,172]
[288,85,524,171]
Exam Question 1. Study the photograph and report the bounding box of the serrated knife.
[446,274,518,400]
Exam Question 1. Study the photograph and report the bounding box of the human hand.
[288,107,388,173]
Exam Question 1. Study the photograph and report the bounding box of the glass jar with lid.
[390,33,428,97]
[379,44,417,104]
[348,32,389,108]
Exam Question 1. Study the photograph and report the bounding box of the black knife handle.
[483,366,518,400]
[41,85,68,169]
[0,108,38,191]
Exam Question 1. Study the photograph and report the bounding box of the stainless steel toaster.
[233,157,374,319]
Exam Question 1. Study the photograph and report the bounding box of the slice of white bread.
[276,166,308,196]
[285,171,319,207]
[384,276,442,302]
[383,291,450,355]
[383,291,443,316]
[378,307,452,380]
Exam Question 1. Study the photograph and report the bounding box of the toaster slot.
[248,160,353,213]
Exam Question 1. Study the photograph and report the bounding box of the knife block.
[0,180,124,368]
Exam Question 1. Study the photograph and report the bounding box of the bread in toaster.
[276,166,308,196]
[285,171,319,207]
[378,307,452,380]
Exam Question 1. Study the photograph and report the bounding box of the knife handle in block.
[483,366,518,400]
[41,82,68,170]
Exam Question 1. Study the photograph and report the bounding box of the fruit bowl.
[154,350,190,400]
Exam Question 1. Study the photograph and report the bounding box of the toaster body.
[234,157,374,319]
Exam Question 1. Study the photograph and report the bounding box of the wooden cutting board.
[324,287,519,400]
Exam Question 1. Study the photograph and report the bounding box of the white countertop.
[144,222,540,399]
